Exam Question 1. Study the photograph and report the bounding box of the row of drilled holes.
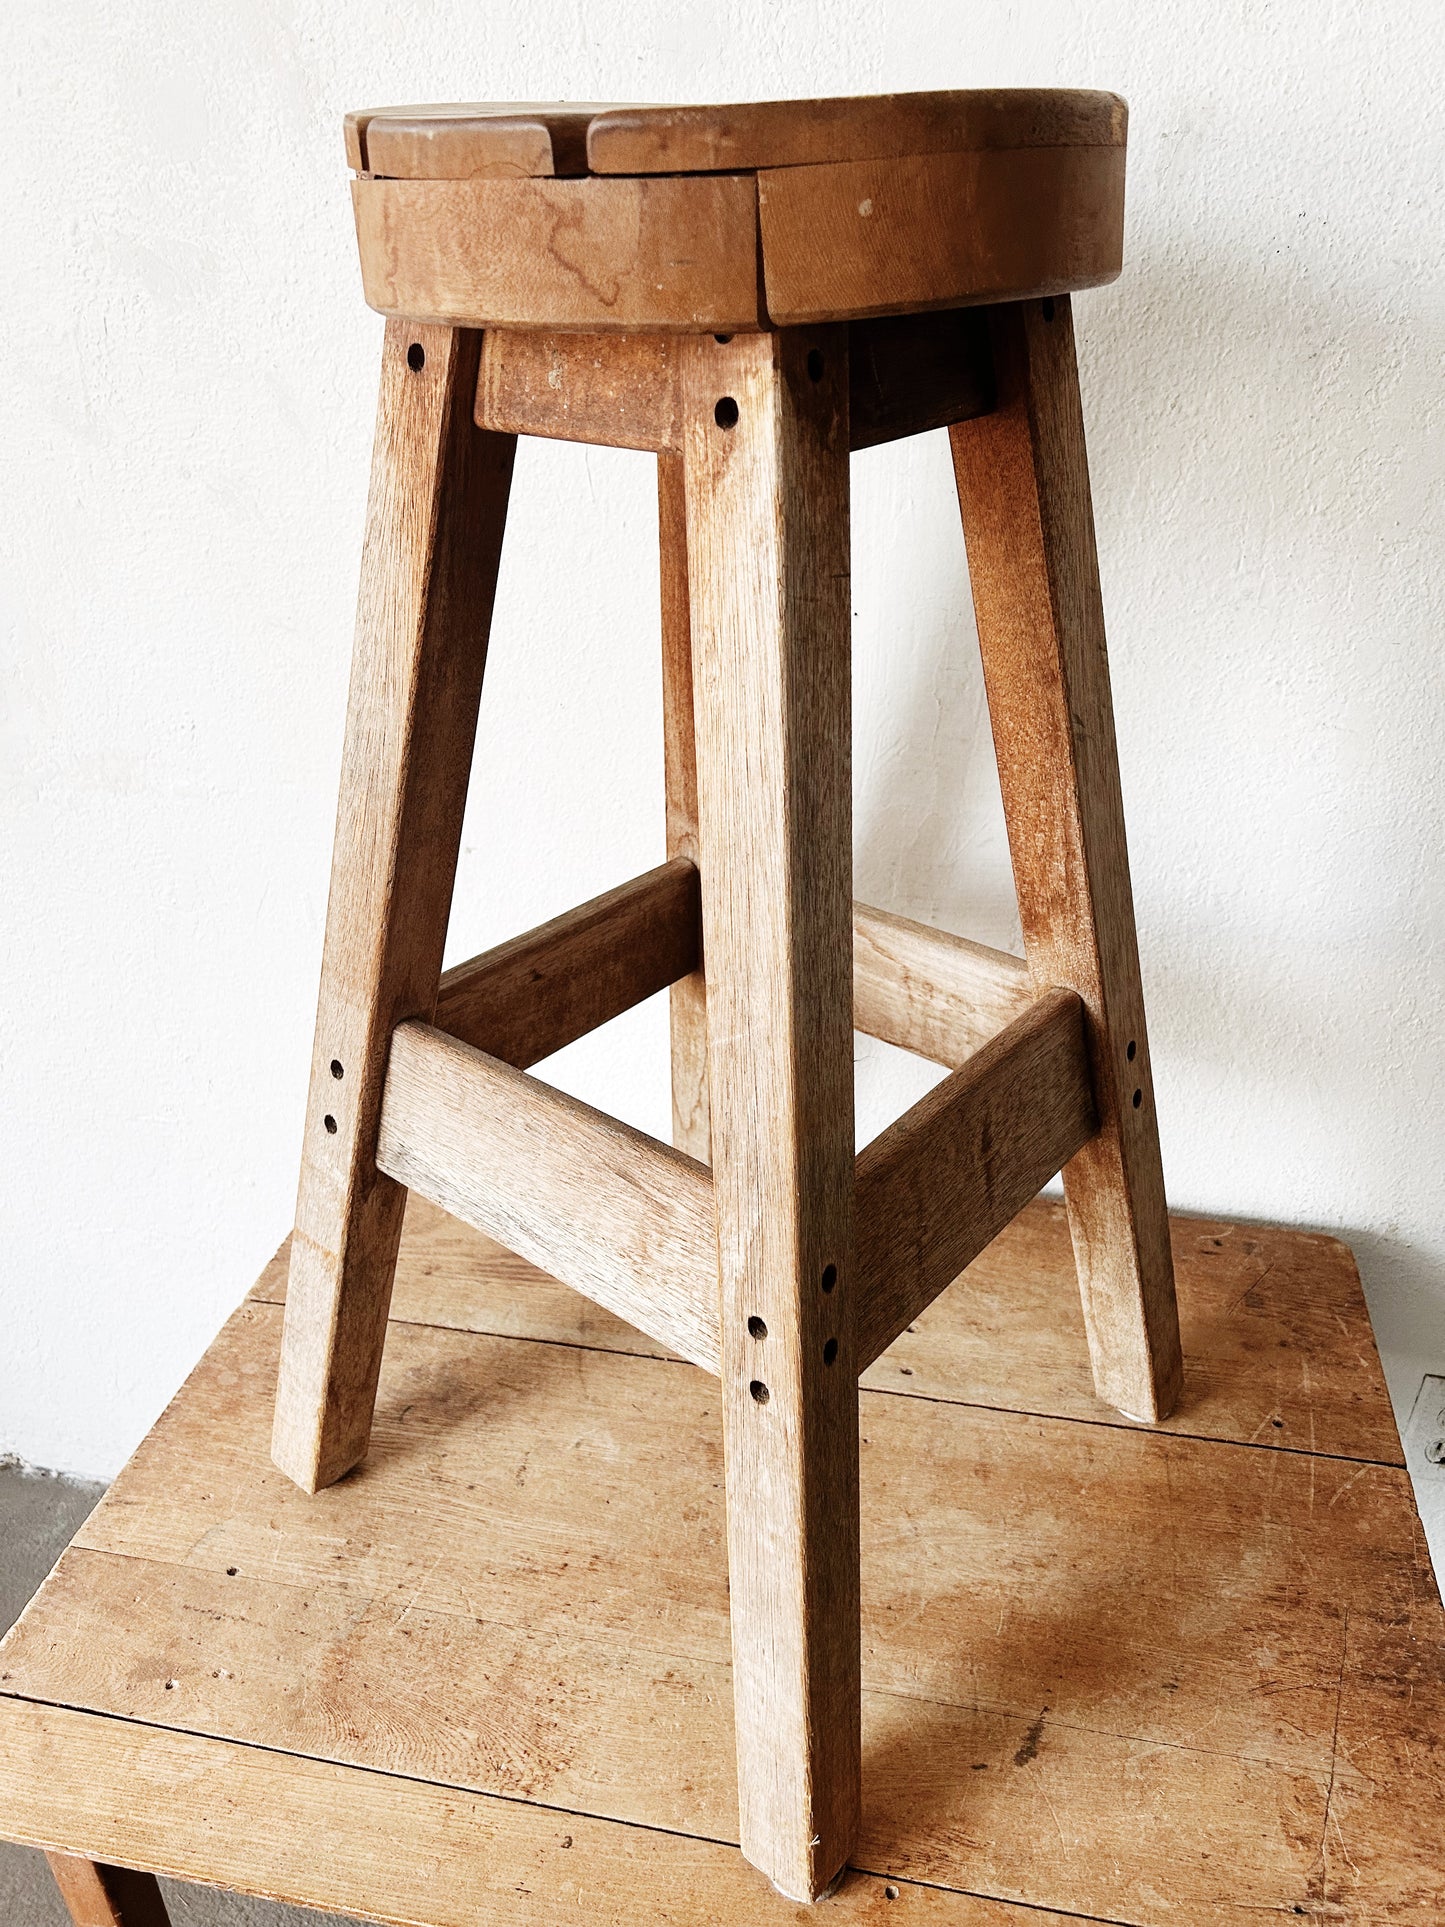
[323,1056,343,1133]
[749,1261,837,1403]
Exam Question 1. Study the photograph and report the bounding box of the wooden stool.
[269,92,1181,1904]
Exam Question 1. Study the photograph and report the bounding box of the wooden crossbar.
[417,889,1096,1379]
[855,987,1098,1369]
[379,993,1095,1382]
[377,1020,719,1371]
[435,858,700,1067]
[852,901,1034,1066]
[475,309,995,457]
[435,876,1032,1075]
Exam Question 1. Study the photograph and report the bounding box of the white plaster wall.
[4,0,1443,1557]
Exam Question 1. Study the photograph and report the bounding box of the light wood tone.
[376,1020,718,1370]
[852,900,1033,1066]
[682,328,858,1900]
[475,310,996,455]
[950,296,1182,1425]
[45,1855,170,1927]
[758,146,1126,326]
[658,453,710,1159]
[252,1192,1407,1465]
[855,988,1096,1368]
[272,324,515,1497]
[434,858,699,1067]
[477,329,682,452]
[3,1206,1438,1924]
[4,1709,1076,1927]
[863,1198,1404,1456]
[429,864,1033,1092]
[352,174,762,333]
[354,92,1124,181]
[349,103,621,180]
[424,866,1040,1079]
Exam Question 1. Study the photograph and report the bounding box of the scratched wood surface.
[951,296,1181,1427]
[251,1192,1403,1464]
[1,1205,1437,1924]
[680,327,861,1898]
[348,91,1128,183]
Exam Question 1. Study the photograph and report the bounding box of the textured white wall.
[4,1,1443,1559]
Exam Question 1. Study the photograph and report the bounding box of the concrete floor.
[0,1462,346,1926]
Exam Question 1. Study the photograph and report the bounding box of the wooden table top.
[1,1194,1439,1924]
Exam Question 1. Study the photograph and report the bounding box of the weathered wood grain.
[252,1196,1404,1465]
[855,989,1096,1366]
[427,873,1045,1082]
[348,91,1126,185]
[352,175,762,333]
[758,147,1126,326]
[0,1705,1089,1927]
[434,859,1045,1084]
[272,323,514,1496]
[658,452,711,1160]
[349,102,610,180]
[257,1208,679,1358]
[950,296,1183,1425]
[473,312,995,457]
[476,330,683,451]
[586,90,1127,176]
[433,858,699,1068]
[682,327,859,1898]
[3,1263,1436,1922]
[375,1021,718,1370]
[866,1200,1403,1459]
[475,316,994,462]
[852,901,1033,1066]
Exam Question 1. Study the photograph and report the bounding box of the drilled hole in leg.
[714,396,739,429]
[406,342,426,372]
[823,1337,838,1366]
[749,1380,770,1405]
[747,1316,767,1339]
[1132,1088,1143,1108]
[330,1059,344,1079]
[323,1114,338,1134]
[1126,1039,1137,1062]
[821,1263,837,1294]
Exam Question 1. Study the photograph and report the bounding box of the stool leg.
[682,330,859,1901]
[657,452,709,1160]
[272,322,516,1492]
[46,1855,171,1926]
[949,296,1183,1422]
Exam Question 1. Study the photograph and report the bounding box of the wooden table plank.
[2,1242,1437,1923]
[0,1702,1085,1927]
[250,1193,1405,1466]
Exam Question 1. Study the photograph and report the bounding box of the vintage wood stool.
[265,91,1181,1905]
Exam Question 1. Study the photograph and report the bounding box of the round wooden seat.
[348,90,1127,333]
